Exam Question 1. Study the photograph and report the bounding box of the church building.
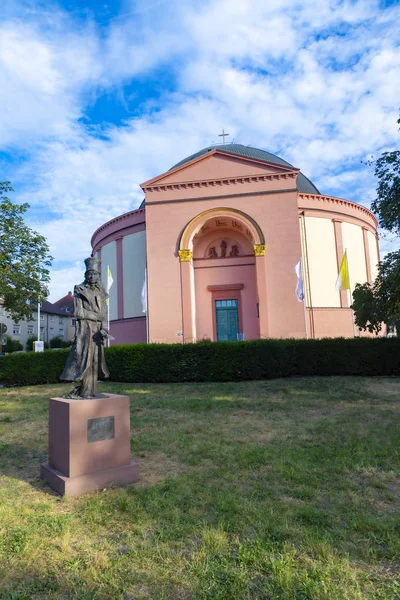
[91,144,380,344]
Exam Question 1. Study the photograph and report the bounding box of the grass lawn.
[0,377,399,599]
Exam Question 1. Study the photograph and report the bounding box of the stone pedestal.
[41,394,139,497]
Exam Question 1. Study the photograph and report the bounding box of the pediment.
[141,149,299,188]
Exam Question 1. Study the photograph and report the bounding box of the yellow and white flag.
[107,266,114,292]
[335,251,350,291]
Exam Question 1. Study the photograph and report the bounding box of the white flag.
[141,268,147,314]
[295,259,305,302]
[107,266,114,292]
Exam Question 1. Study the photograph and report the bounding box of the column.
[254,244,269,339]
[362,227,372,283]
[178,250,196,343]
[116,237,124,320]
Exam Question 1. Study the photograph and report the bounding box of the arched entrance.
[178,208,267,342]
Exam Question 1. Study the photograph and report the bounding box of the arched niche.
[179,207,265,254]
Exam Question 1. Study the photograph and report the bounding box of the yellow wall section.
[342,223,367,287]
[367,231,379,281]
[304,217,340,307]
[101,241,118,321]
[123,231,146,319]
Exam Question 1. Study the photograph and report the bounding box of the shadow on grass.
[0,442,52,494]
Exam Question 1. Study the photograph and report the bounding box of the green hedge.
[0,338,400,387]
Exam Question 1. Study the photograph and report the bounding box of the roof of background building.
[31,300,68,316]
[170,143,321,195]
[53,291,74,314]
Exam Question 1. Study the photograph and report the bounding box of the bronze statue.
[220,240,227,257]
[208,246,218,258]
[61,257,110,398]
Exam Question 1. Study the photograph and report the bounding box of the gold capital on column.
[178,249,192,262]
[253,244,266,257]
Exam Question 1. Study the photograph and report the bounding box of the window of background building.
[40,315,44,321]
[59,331,64,337]
[40,326,45,334]
[71,318,76,326]
[13,325,21,335]
[49,317,54,322]
[59,320,63,325]
[49,327,54,335]
[27,325,34,335]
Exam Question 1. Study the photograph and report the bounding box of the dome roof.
[170,143,320,195]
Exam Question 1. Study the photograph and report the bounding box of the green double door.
[215,299,239,341]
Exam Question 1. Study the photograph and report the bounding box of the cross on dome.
[218,129,230,144]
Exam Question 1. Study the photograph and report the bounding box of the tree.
[49,335,70,349]
[4,334,23,353]
[0,182,52,321]
[352,251,400,333]
[352,118,400,333]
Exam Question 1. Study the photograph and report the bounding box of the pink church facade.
[91,144,380,345]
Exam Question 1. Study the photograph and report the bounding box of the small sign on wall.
[34,341,44,352]
[237,333,244,341]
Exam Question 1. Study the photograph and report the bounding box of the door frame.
[208,283,244,342]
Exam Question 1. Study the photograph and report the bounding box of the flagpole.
[303,295,308,339]
[107,297,110,347]
[106,265,113,348]
[144,265,149,344]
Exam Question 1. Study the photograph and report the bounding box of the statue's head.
[84,257,101,287]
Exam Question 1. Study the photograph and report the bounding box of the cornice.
[142,171,298,193]
[298,193,377,227]
[91,207,145,247]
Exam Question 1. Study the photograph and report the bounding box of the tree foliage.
[371,150,400,234]
[49,335,70,349]
[352,251,400,333]
[4,334,23,353]
[352,119,400,333]
[0,182,52,321]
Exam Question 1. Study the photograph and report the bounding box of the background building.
[0,300,74,351]
[91,144,380,344]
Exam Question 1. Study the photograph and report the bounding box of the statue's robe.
[61,281,109,397]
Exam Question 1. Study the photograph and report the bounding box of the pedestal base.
[41,394,139,497]
[41,460,139,497]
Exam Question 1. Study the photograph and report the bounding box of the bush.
[3,335,23,353]
[0,337,400,387]
[26,336,49,351]
[49,335,70,349]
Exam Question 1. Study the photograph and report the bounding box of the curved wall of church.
[298,193,379,338]
[91,208,147,344]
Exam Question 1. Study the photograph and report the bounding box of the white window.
[71,318,76,326]
[13,325,21,335]
[59,331,64,338]
[49,327,54,334]
[59,320,63,325]
[27,325,34,335]
[40,315,44,321]
[49,317,54,323]
[40,326,45,333]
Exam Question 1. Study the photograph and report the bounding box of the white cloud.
[1,0,399,299]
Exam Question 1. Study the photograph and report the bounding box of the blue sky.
[1,0,399,300]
